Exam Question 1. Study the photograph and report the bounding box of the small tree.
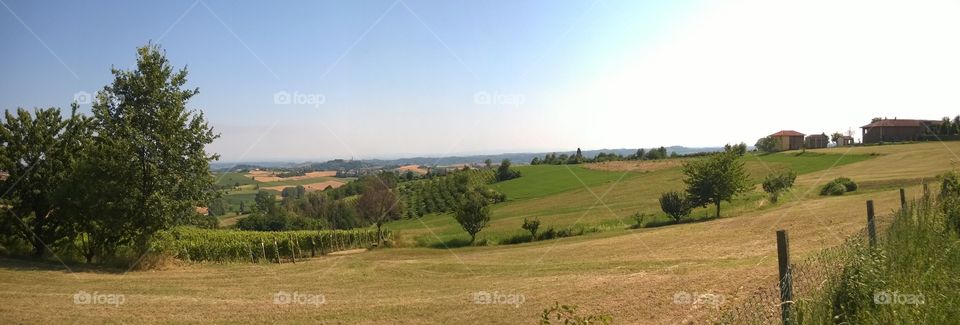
[357,175,403,243]
[682,151,750,218]
[659,191,692,222]
[761,170,797,203]
[496,159,520,181]
[522,217,541,239]
[453,191,491,243]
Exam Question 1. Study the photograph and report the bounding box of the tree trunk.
[31,209,45,258]
[715,200,721,218]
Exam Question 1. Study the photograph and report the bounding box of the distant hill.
[212,146,724,171]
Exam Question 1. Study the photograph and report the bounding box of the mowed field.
[1,142,957,323]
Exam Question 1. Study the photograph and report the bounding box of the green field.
[214,172,259,187]
[390,151,877,247]
[490,165,637,201]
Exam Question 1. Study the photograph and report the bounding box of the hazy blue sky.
[4,0,960,161]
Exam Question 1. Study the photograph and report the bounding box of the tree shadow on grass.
[642,215,719,229]
[427,237,475,249]
[0,256,128,274]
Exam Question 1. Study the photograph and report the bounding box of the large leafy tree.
[682,151,750,218]
[83,44,219,253]
[0,104,92,257]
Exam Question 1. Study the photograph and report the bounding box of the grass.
[214,172,259,187]
[392,151,876,247]
[794,192,960,324]
[489,165,638,201]
[2,141,959,323]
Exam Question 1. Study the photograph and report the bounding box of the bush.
[762,170,797,203]
[659,191,692,222]
[820,181,847,196]
[834,177,858,191]
[521,217,541,239]
[820,177,857,196]
[631,212,647,228]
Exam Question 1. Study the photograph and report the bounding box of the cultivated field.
[1,142,957,323]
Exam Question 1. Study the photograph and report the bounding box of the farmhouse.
[860,118,941,144]
[805,133,829,149]
[839,135,855,146]
[770,130,805,151]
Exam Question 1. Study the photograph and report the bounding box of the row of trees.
[530,147,675,165]
[0,44,218,262]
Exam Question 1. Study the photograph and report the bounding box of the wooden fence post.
[866,200,877,247]
[777,230,793,325]
[260,241,266,263]
[899,188,906,209]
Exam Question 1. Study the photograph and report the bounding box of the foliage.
[397,168,501,217]
[755,136,777,153]
[819,177,857,196]
[522,217,541,239]
[81,43,219,257]
[761,169,797,203]
[357,174,403,242]
[659,191,692,222]
[452,191,491,243]
[795,188,960,324]
[819,181,847,196]
[150,226,383,263]
[724,142,748,156]
[496,159,521,181]
[631,212,647,228]
[0,104,92,258]
[539,302,612,325]
[682,151,750,217]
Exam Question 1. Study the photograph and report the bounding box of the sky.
[3,0,960,162]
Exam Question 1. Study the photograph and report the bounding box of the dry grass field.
[1,142,956,323]
[245,170,338,183]
[582,159,685,173]
[262,180,347,193]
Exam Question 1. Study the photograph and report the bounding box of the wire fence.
[713,207,894,324]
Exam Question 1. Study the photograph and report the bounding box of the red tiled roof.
[861,119,940,128]
[770,130,804,137]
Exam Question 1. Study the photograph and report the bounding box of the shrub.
[820,181,847,196]
[820,177,857,196]
[537,227,557,240]
[762,170,797,203]
[521,217,541,239]
[631,212,647,228]
[659,191,692,222]
[834,177,858,191]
